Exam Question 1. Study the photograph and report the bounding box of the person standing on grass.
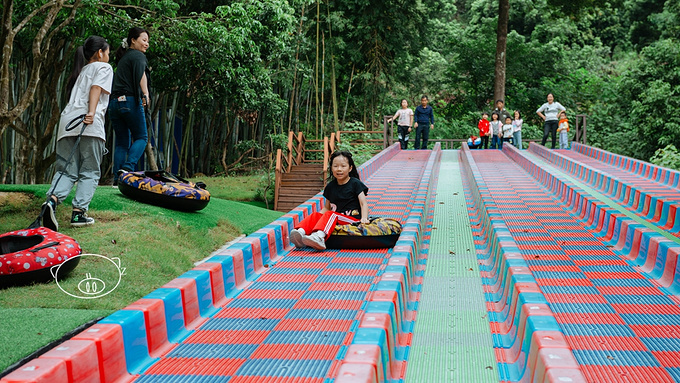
[110,27,150,185]
[41,36,113,230]
[536,93,566,149]
[512,110,523,149]
[388,99,414,150]
[414,95,434,150]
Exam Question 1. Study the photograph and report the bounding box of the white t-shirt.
[502,123,513,138]
[512,118,523,133]
[394,108,413,126]
[536,101,565,121]
[58,61,113,141]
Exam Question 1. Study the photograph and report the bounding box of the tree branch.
[12,1,54,35]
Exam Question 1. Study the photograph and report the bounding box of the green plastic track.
[405,150,498,382]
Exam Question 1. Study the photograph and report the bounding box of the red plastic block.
[144,357,244,376]
[163,278,205,330]
[193,262,228,307]
[217,250,247,289]
[541,368,588,383]
[123,298,173,358]
[335,362,378,383]
[359,313,397,378]
[242,236,264,273]
[72,323,132,383]
[342,345,384,382]
[0,358,68,383]
[530,347,583,383]
[40,340,100,383]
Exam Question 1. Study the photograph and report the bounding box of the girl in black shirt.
[290,151,369,250]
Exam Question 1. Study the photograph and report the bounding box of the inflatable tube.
[118,170,210,212]
[0,227,81,288]
[326,217,402,249]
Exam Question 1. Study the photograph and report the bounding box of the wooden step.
[281,174,323,181]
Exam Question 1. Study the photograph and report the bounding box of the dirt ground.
[0,192,33,207]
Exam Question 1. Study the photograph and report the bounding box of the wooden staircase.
[274,132,337,213]
[276,163,324,212]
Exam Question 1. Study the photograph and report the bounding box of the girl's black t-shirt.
[323,177,369,216]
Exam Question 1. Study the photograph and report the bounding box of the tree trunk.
[493,0,509,104]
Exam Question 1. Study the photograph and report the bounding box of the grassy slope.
[0,182,282,372]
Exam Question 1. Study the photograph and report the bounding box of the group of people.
[387,96,435,150]
[40,28,151,230]
[475,94,570,150]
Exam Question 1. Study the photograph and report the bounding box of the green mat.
[405,150,498,382]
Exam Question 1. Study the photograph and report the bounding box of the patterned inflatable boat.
[326,217,402,249]
[118,170,210,212]
[0,227,81,288]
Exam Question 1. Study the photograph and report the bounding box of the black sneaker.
[71,211,95,227]
[41,199,58,231]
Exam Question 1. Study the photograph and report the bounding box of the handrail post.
[323,136,329,186]
[287,131,294,172]
[275,148,283,211]
[296,132,304,164]
[330,132,336,153]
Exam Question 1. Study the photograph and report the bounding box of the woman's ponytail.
[65,46,86,97]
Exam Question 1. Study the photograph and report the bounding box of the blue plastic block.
[144,288,191,343]
[100,310,158,374]
[179,269,219,318]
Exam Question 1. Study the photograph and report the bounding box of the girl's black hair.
[66,36,110,96]
[328,151,360,181]
[514,110,521,119]
[491,112,499,120]
[116,27,149,64]
[400,99,408,105]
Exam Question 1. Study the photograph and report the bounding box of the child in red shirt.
[477,112,490,149]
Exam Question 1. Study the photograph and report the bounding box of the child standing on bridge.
[290,151,369,250]
[388,99,414,150]
[477,112,490,149]
[489,112,502,149]
[557,111,570,149]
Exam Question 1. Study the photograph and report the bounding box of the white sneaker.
[302,231,326,250]
[290,228,305,248]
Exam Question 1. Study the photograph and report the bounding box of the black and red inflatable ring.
[0,227,82,288]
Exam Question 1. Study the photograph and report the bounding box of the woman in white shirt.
[536,93,566,149]
[388,99,414,150]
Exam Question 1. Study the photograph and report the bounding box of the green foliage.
[650,145,680,171]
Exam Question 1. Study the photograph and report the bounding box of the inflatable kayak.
[118,170,210,212]
[326,217,402,249]
[0,227,81,288]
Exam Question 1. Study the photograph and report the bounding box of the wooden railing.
[275,131,305,211]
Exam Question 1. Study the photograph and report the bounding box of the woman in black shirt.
[109,27,150,183]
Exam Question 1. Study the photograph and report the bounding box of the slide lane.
[529,143,680,235]
[0,144,438,383]
[468,147,680,382]
[132,150,432,382]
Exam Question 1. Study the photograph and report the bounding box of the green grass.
[0,308,110,372]
[189,174,264,202]
[0,180,282,372]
